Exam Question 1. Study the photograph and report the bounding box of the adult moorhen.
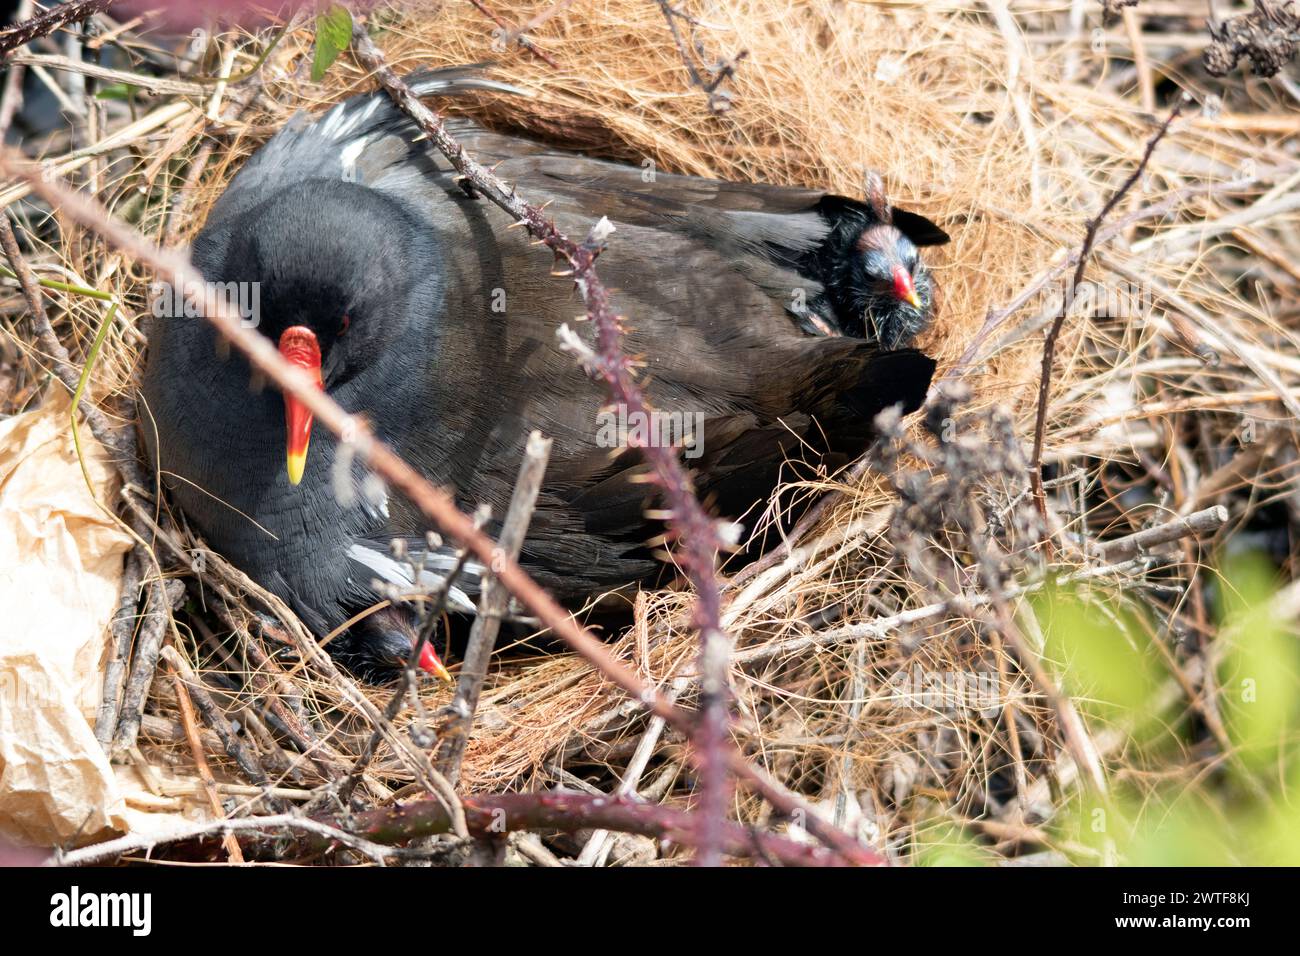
[141,68,948,679]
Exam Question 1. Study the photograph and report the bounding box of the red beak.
[417,642,452,682]
[278,326,322,485]
[891,264,922,310]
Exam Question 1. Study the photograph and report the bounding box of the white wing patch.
[346,543,481,613]
[339,135,369,181]
[317,94,382,142]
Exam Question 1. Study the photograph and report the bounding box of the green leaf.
[95,82,138,101]
[311,4,353,83]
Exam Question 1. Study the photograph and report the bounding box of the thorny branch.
[54,791,852,867]
[0,0,115,58]
[348,20,745,867]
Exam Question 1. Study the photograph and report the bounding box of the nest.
[4,0,1299,864]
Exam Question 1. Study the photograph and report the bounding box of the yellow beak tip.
[286,452,307,486]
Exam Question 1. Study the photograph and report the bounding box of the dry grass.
[3,0,1298,863]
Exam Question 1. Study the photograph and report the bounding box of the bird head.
[851,224,936,350]
[331,610,453,684]
[844,171,939,349]
[208,180,431,485]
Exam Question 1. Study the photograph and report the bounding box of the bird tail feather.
[405,64,531,101]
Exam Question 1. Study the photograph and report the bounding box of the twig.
[164,646,245,862]
[5,52,208,96]
[467,0,559,68]
[575,677,686,866]
[0,1,35,136]
[111,578,185,755]
[1028,97,1186,530]
[511,832,563,867]
[337,540,479,806]
[57,815,398,867]
[0,0,116,58]
[1097,505,1229,562]
[653,0,747,113]
[436,430,552,784]
[56,791,848,867]
[160,645,286,812]
[327,792,863,867]
[93,548,143,748]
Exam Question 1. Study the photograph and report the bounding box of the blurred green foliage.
[1038,551,1300,865]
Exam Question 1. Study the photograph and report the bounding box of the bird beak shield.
[278,326,323,486]
[892,265,922,311]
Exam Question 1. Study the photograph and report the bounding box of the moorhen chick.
[141,68,948,680]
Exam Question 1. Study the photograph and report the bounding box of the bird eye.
[338,313,351,337]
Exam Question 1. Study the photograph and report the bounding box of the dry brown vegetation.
[3,0,1298,865]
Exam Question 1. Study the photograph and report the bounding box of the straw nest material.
[4,0,1299,864]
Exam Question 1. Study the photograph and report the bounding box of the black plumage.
[141,69,946,678]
